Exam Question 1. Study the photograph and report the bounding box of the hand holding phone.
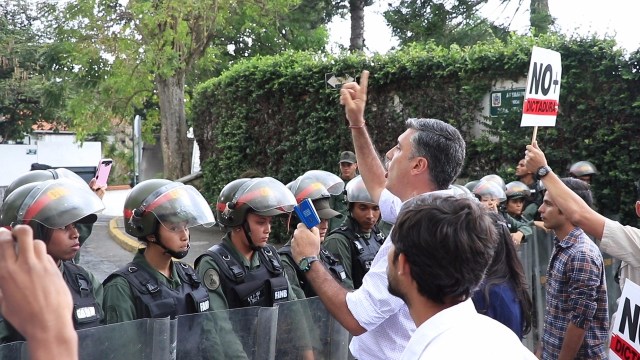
[94,158,113,188]
[294,198,321,229]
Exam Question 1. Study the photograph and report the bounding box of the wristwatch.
[536,165,552,178]
[298,256,319,272]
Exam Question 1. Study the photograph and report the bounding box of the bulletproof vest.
[104,261,210,319]
[0,262,103,343]
[278,244,347,298]
[63,262,104,329]
[328,220,385,289]
[197,243,289,309]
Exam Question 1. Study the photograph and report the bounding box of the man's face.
[385,129,417,201]
[515,159,531,178]
[576,175,592,184]
[350,202,380,232]
[538,192,566,231]
[339,162,357,180]
[386,245,406,301]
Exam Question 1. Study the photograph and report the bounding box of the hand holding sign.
[521,47,562,143]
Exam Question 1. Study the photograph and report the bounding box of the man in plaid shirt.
[537,176,609,359]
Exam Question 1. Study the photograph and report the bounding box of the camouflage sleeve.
[195,255,230,311]
[279,254,306,300]
[323,233,354,290]
[102,275,137,324]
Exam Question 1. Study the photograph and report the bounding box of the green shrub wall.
[192,34,640,230]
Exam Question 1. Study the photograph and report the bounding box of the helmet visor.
[300,170,345,196]
[145,185,215,229]
[17,179,104,229]
[234,177,296,216]
[288,177,331,203]
[472,180,507,202]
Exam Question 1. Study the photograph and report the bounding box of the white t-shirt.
[401,299,536,359]
[346,188,456,359]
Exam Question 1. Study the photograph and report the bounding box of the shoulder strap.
[63,261,92,295]
[174,261,201,287]
[106,262,161,296]
[205,243,246,283]
[259,244,284,275]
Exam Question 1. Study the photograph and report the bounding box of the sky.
[328,0,640,54]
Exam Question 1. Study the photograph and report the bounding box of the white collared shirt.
[401,299,536,359]
[346,188,457,359]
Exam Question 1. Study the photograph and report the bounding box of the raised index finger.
[359,70,369,97]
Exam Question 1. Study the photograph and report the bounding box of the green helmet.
[217,177,296,229]
[569,161,598,177]
[473,180,507,202]
[4,168,86,201]
[124,179,215,238]
[480,174,506,190]
[345,175,375,205]
[0,179,104,239]
[505,181,531,199]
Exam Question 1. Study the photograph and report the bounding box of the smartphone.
[95,158,113,188]
[294,198,321,229]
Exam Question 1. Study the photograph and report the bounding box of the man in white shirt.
[525,141,640,324]
[385,194,536,359]
[291,70,466,359]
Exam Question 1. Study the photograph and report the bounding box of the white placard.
[610,280,640,359]
[521,46,562,127]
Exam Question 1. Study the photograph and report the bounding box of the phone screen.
[95,159,113,187]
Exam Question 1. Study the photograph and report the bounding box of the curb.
[108,217,143,253]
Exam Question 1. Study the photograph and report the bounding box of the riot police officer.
[0,178,105,343]
[569,160,598,184]
[328,151,357,232]
[102,179,215,323]
[2,168,106,263]
[324,175,385,290]
[504,181,531,220]
[473,179,531,246]
[278,170,348,299]
[195,177,299,309]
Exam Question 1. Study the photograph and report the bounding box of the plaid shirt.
[542,227,609,359]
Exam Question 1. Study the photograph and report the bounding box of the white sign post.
[521,46,562,142]
[610,280,640,359]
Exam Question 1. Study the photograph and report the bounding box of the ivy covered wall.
[192,34,640,226]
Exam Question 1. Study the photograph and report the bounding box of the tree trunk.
[156,71,191,180]
[349,0,365,52]
[530,0,553,35]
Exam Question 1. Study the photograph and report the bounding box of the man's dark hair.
[406,118,465,190]
[560,177,593,207]
[391,195,497,304]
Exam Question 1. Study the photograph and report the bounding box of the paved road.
[80,214,224,282]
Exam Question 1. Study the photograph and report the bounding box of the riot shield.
[0,341,25,360]
[274,297,350,360]
[176,306,276,360]
[76,318,173,360]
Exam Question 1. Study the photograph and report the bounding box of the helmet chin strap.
[153,233,190,259]
[242,222,261,251]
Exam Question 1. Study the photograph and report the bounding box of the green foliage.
[0,1,65,141]
[384,0,510,47]
[193,34,640,227]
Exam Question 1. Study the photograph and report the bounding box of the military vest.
[104,261,210,319]
[328,220,385,289]
[1,262,103,343]
[196,243,289,309]
[278,244,347,298]
[63,261,104,329]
